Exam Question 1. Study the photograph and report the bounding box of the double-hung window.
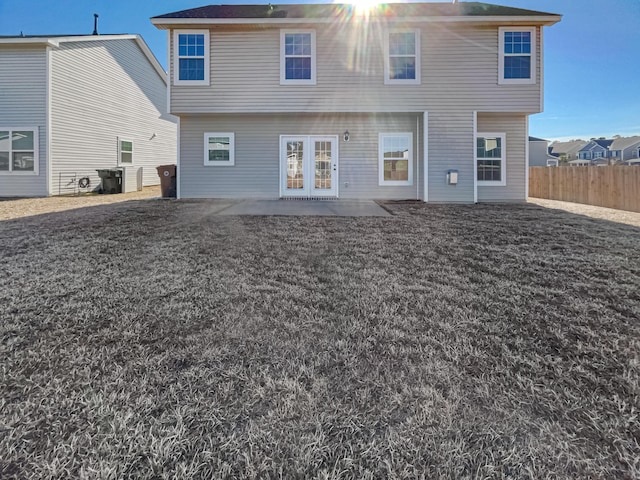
[477,133,506,186]
[379,133,413,186]
[499,27,536,84]
[280,30,316,85]
[0,128,38,174]
[174,30,210,85]
[204,133,235,166]
[385,29,420,85]
[118,138,133,165]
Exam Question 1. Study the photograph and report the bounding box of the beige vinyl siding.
[0,46,47,197]
[50,39,176,195]
[180,113,420,199]
[427,111,475,203]
[477,113,527,202]
[170,24,541,115]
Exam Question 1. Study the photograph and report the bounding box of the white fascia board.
[0,38,57,46]
[151,14,561,28]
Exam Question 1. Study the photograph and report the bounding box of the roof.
[549,140,588,155]
[610,136,640,151]
[579,139,614,152]
[529,136,548,142]
[0,34,167,83]
[152,2,561,25]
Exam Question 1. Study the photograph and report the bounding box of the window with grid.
[281,30,316,84]
[385,30,420,84]
[174,30,209,85]
[118,139,133,165]
[379,133,413,186]
[204,133,235,166]
[0,128,37,174]
[477,134,506,185]
[499,27,535,84]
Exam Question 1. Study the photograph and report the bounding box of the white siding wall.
[170,24,542,115]
[528,140,549,167]
[50,39,176,195]
[477,113,527,202]
[180,113,420,199]
[0,46,48,197]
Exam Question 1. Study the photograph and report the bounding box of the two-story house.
[609,136,640,164]
[0,34,176,197]
[576,138,614,164]
[152,2,560,202]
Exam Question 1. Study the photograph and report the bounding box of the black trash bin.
[156,165,177,198]
[96,169,123,194]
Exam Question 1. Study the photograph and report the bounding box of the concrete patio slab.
[216,199,391,217]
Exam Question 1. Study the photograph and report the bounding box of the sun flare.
[343,0,384,16]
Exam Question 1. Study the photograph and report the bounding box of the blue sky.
[1,0,638,141]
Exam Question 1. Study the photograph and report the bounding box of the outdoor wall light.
[343,130,350,142]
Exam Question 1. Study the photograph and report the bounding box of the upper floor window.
[174,30,210,86]
[385,29,421,85]
[477,133,506,186]
[280,30,316,85]
[0,128,38,175]
[499,27,536,85]
[379,133,413,186]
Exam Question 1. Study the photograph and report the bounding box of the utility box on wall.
[447,170,459,185]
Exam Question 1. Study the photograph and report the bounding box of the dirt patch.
[0,186,161,221]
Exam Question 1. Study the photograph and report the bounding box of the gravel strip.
[0,186,161,221]
[528,197,640,227]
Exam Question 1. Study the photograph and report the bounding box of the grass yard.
[1,200,639,479]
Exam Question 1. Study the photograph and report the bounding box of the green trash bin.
[96,169,123,194]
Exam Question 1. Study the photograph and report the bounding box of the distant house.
[577,139,614,162]
[0,34,177,197]
[529,136,558,166]
[609,136,640,164]
[548,139,588,162]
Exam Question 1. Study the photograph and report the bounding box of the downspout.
[473,111,478,203]
[45,45,53,196]
[416,115,419,200]
[423,112,429,202]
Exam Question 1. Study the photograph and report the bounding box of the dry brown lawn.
[1,199,639,479]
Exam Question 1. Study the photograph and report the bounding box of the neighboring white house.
[528,136,558,166]
[0,34,177,197]
[152,2,560,202]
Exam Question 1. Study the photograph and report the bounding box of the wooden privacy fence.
[529,166,640,213]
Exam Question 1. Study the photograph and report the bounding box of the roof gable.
[0,34,167,84]
[610,136,640,151]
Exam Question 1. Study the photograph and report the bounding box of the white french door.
[280,135,338,198]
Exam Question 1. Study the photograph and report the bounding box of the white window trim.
[173,29,210,86]
[498,26,536,85]
[378,132,414,186]
[118,137,133,166]
[280,29,317,85]
[477,132,506,187]
[0,127,39,175]
[204,132,235,166]
[384,28,421,85]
